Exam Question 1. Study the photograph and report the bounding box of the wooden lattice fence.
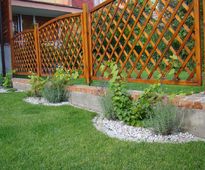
[12,0,203,86]
[12,29,37,74]
[38,13,84,76]
[90,0,202,85]
[12,13,85,77]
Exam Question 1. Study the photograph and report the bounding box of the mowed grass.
[0,93,205,169]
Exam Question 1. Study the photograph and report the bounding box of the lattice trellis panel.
[39,13,84,76]
[12,30,37,75]
[90,0,202,85]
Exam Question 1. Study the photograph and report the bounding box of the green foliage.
[0,74,3,86]
[42,66,79,103]
[101,62,132,122]
[52,66,79,86]
[27,73,48,97]
[3,72,13,88]
[101,62,163,126]
[144,103,184,135]
[42,80,68,103]
[130,84,163,126]
[100,91,115,120]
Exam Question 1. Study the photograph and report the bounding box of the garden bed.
[24,96,204,144]
[93,116,204,143]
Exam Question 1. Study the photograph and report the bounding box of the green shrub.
[27,73,48,97]
[42,66,79,103]
[3,72,13,88]
[100,62,164,126]
[101,62,132,122]
[131,84,163,121]
[144,103,184,135]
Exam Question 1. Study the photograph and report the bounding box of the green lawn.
[0,92,205,169]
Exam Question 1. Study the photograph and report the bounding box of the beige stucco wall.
[31,0,72,5]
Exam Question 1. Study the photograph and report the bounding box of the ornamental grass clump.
[42,67,79,103]
[144,103,184,135]
[100,91,116,120]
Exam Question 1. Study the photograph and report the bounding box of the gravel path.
[93,116,204,143]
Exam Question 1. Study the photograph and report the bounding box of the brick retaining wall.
[12,78,205,110]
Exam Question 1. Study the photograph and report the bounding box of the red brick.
[193,102,203,110]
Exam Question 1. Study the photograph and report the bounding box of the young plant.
[100,62,132,122]
[3,71,13,88]
[131,83,163,121]
[27,72,48,97]
[0,74,3,86]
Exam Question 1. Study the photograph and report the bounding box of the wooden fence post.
[34,24,41,76]
[82,3,91,84]
[203,0,205,93]
[194,0,202,86]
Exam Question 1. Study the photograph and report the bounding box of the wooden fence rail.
[12,0,203,86]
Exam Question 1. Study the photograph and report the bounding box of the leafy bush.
[42,67,79,103]
[3,72,13,88]
[27,73,48,97]
[100,62,164,126]
[101,62,132,122]
[144,103,184,135]
[130,84,163,123]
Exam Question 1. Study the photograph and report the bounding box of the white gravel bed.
[0,88,8,93]
[0,87,24,93]
[93,116,204,143]
[24,97,70,106]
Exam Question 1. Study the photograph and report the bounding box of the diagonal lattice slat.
[90,0,202,85]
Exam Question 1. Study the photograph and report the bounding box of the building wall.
[72,0,94,9]
[30,0,72,5]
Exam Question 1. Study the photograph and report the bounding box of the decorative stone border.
[24,97,70,106]
[93,116,204,143]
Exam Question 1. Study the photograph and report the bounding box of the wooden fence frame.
[11,1,204,86]
[203,0,205,91]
